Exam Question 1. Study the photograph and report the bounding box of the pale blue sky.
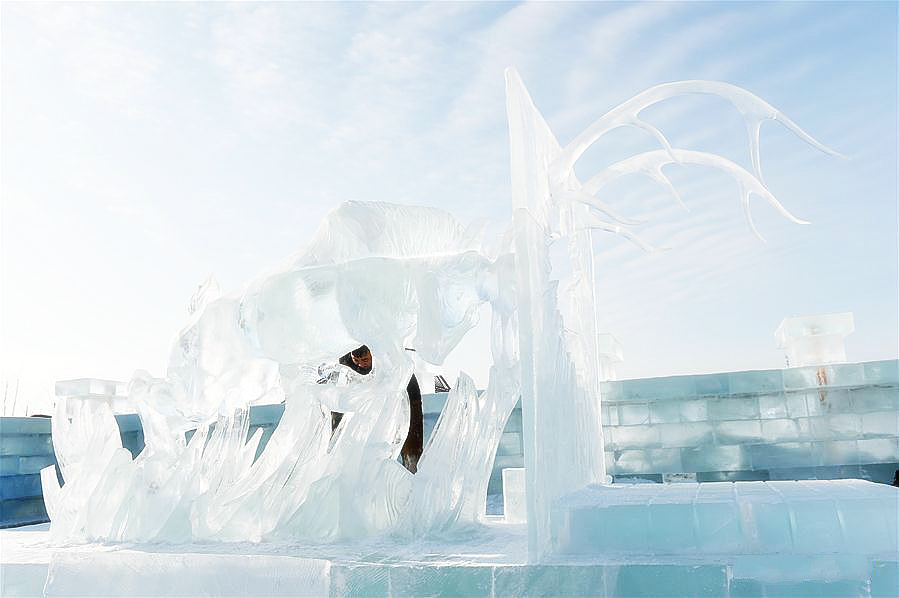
[2,2,896,410]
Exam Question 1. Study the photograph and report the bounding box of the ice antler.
[578,148,809,241]
[551,80,844,188]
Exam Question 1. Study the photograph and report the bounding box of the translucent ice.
[44,68,840,559]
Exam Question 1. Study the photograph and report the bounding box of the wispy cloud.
[2,1,895,394]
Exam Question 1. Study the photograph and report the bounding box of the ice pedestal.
[550,479,898,558]
[502,467,527,523]
[776,313,854,367]
[598,334,624,382]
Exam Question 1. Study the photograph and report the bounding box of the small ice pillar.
[55,378,131,415]
[502,468,527,523]
[598,334,624,382]
[775,312,854,367]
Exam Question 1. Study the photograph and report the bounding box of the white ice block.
[54,379,126,398]
[502,468,527,524]
[776,313,854,367]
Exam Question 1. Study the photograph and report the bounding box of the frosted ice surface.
[44,68,841,558]
[44,552,330,597]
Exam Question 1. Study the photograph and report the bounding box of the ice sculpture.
[42,69,838,558]
[504,69,837,559]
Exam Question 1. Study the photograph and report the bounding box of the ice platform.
[4,480,897,597]
[551,479,898,557]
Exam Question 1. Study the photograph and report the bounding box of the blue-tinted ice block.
[682,445,750,472]
[551,480,897,557]
[807,390,861,416]
[813,440,860,466]
[0,434,53,457]
[871,561,899,598]
[760,419,802,443]
[729,370,783,395]
[807,414,860,440]
[785,393,809,418]
[389,565,493,598]
[757,394,788,419]
[618,404,650,425]
[749,442,813,469]
[612,450,653,474]
[331,564,389,598]
[864,360,899,385]
[860,411,899,437]
[492,564,607,598]
[708,397,759,421]
[693,373,730,396]
[622,375,697,401]
[857,438,899,463]
[680,399,708,422]
[656,422,714,448]
[647,448,683,473]
[609,425,659,449]
[715,420,763,444]
[853,387,899,413]
[783,364,866,391]
[649,401,681,424]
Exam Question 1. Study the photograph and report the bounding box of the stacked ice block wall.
[603,359,898,482]
[2,360,896,527]
[0,417,57,527]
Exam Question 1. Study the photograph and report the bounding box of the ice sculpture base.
[5,481,897,597]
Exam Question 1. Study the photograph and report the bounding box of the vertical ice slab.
[506,68,606,561]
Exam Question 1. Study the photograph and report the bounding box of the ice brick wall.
[2,360,895,527]
[602,360,899,482]
[0,417,57,527]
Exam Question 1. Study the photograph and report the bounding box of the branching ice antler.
[551,80,845,188]
[578,154,689,214]
[574,211,659,252]
[552,188,645,226]
[580,148,809,241]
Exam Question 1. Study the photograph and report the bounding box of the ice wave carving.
[43,69,837,556]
